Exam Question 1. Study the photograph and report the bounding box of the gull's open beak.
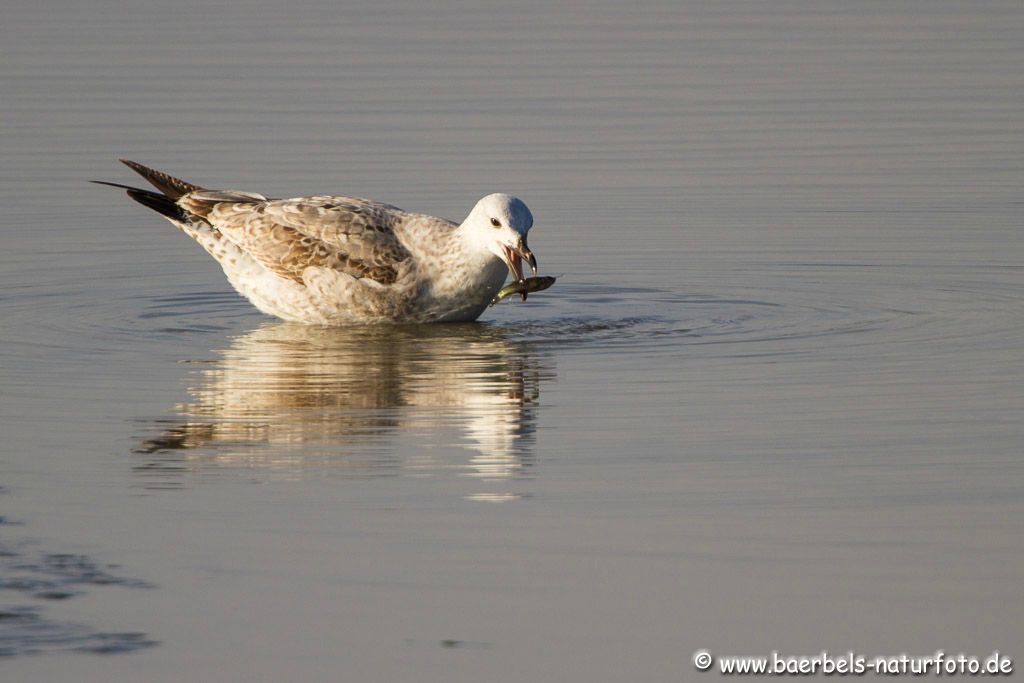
[501,237,538,282]
[517,238,538,277]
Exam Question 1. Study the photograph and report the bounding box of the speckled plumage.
[103,161,539,324]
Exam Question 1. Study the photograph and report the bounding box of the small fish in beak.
[490,275,557,306]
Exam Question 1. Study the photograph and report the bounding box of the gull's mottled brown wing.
[261,196,413,277]
[181,193,413,286]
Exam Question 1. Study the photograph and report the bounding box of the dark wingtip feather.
[92,178,186,221]
[125,188,187,221]
[90,180,139,191]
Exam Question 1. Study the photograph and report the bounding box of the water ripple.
[0,501,156,658]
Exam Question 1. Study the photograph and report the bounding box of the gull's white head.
[461,193,537,281]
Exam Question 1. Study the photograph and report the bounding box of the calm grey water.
[2,0,1022,679]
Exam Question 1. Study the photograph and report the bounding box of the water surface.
[1,0,1022,680]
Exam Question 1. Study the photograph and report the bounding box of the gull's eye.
[490,217,501,228]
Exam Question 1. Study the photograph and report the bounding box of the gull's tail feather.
[119,159,204,199]
[90,180,187,221]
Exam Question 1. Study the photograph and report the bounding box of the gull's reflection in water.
[135,322,555,497]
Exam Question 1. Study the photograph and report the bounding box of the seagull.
[95,160,539,324]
